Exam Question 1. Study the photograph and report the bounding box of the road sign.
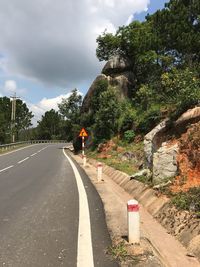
[79,128,88,137]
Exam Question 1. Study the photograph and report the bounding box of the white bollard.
[83,155,86,167]
[97,162,103,182]
[127,199,140,244]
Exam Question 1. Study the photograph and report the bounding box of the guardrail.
[0,140,69,152]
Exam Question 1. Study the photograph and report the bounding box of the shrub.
[171,187,200,212]
[123,130,135,143]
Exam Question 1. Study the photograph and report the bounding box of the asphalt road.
[0,144,118,267]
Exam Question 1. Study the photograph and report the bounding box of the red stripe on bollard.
[127,204,139,212]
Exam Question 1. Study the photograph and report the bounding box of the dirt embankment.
[171,122,200,192]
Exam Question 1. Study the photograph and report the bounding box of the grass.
[86,139,144,176]
[106,241,140,264]
[171,187,200,213]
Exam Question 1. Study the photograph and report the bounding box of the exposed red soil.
[170,122,200,192]
[97,140,117,159]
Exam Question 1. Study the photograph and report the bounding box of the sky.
[0,0,168,126]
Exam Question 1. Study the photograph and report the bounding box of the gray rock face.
[153,143,179,183]
[109,71,134,98]
[175,106,200,126]
[144,119,169,169]
[81,74,110,112]
[82,56,135,112]
[130,169,152,180]
[102,55,132,76]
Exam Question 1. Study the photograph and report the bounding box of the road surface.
[0,144,118,267]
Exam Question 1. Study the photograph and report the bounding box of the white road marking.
[30,153,37,157]
[18,157,29,164]
[0,165,14,173]
[63,149,94,267]
[0,144,38,157]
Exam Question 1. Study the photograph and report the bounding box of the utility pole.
[10,93,19,143]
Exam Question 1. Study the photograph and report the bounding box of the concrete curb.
[88,158,169,214]
[84,157,200,267]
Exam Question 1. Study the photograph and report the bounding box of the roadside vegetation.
[0,0,199,211]
[61,0,200,150]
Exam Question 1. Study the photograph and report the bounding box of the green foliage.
[107,241,129,262]
[0,97,33,144]
[160,68,200,118]
[171,187,200,212]
[37,109,62,140]
[118,100,137,133]
[136,104,162,134]
[15,99,33,139]
[96,32,120,61]
[58,88,82,124]
[24,0,200,148]
[93,87,121,143]
[123,130,135,143]
[90,79,109,112]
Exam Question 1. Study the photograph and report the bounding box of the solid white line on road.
[0,165,14,173]
[63,149,94,267]
[18,157,29,164]
[30,153,37,157]
[0,144,37,157]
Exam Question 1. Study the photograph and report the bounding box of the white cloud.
[4,80,17,93]
[0,0,150,88]
[126,14,134,26]
[28,92,77,126]
[3,80,27,96]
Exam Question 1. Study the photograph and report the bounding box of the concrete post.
[83,155,86,167]
[127,199,140,244]
[97,162,103,182]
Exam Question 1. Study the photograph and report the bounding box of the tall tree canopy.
[58,88,82,124]
[95,0,200,135]
[37,109,62,140]
[0,97,33,144]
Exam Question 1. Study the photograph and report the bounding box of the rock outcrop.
[144,106,200,184]
[175,106,200,126]
[144,119,169,170]
[153,143,179,183]
[81,74,109,112]
[81,56,134,112]
[102,55,132,75]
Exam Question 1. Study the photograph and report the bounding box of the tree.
[149,0,200,66]
[0,97,33,144]
[94,87,121,142]
[15,99,33,140]
[0,97,11,144]
[58,88,82,124]
[37,109,62,140]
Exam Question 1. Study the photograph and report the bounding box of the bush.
[123,130,135,143]
[171,187,200,213]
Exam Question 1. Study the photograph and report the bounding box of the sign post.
[79,128,88,166]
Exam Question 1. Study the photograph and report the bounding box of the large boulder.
[144,119,169,169]
[109,72,134,98]
[82,57,135,112]
[81,74,110,112]
[153,143,179,184]
[102,55,132,76]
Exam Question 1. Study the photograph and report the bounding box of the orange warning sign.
[79,128,88,137]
